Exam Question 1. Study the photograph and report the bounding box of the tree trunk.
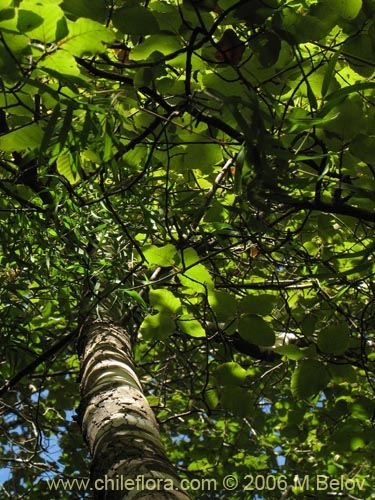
[77,320,191,500]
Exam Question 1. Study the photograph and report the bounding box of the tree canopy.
[1,0,375,498]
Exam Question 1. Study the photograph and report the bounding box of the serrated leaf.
[317,324,350,355]
[291,360,330,399]
[329,364,357,383]
[238,314,275,347]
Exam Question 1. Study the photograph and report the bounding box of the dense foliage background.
[1,0,375,498]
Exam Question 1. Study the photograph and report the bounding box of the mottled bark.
[77,320,191,500]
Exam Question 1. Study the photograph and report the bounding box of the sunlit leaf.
[130,34,182,61]
[139,312,175,340]
[149,289,182,315]
[18,2,67,43]
[143,244,177,267]
[57,153,79,183]
[177,316,206,337]
[275,344,305,361]
[63,18,115,56]
[215,362,247,386]
[0,123,43,152]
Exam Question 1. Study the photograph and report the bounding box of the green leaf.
[350,134,375,163]
[291,360,330,399]
[331,421,366,452]
[143,244,177,267]
[329,364,357,383]
[61,0,108,23]
[238,314,275,347]
[215,362,248,386]
[130,34,182,61]
[205,388,219,410]
[344,34,374,78]
[234,144,246,194]
[139,289,182,340]
[17,2,66,43]
[0,8,16,30]
[350,397,374,420]
[39,103,61,156]
[275,344,305,361]
[249,32,281,68]
[239,294,276,316]
[57,153,79,183]
[123,290,148,309]
[177,248,214,293]
[0,123,43,152]
[321,48,342,98]
[306,79,318,110]
[220,386,252,417]
[178,264,214,293]
[273,8,332,44]
[335,0,362,20]
[139,312,175,340]
[177,316,206,337]
[39,50,83,84]
[287,112,340,132]
[113,7,159,35]
[17,9,43,33]
[317,324,350,355]
[173,144,223,173]
[208,290,238,323]
[58,103,74,151]
[321,95,366,140]
[325,82,375,103]
[149,289,181,315]
[63,18,115,57]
